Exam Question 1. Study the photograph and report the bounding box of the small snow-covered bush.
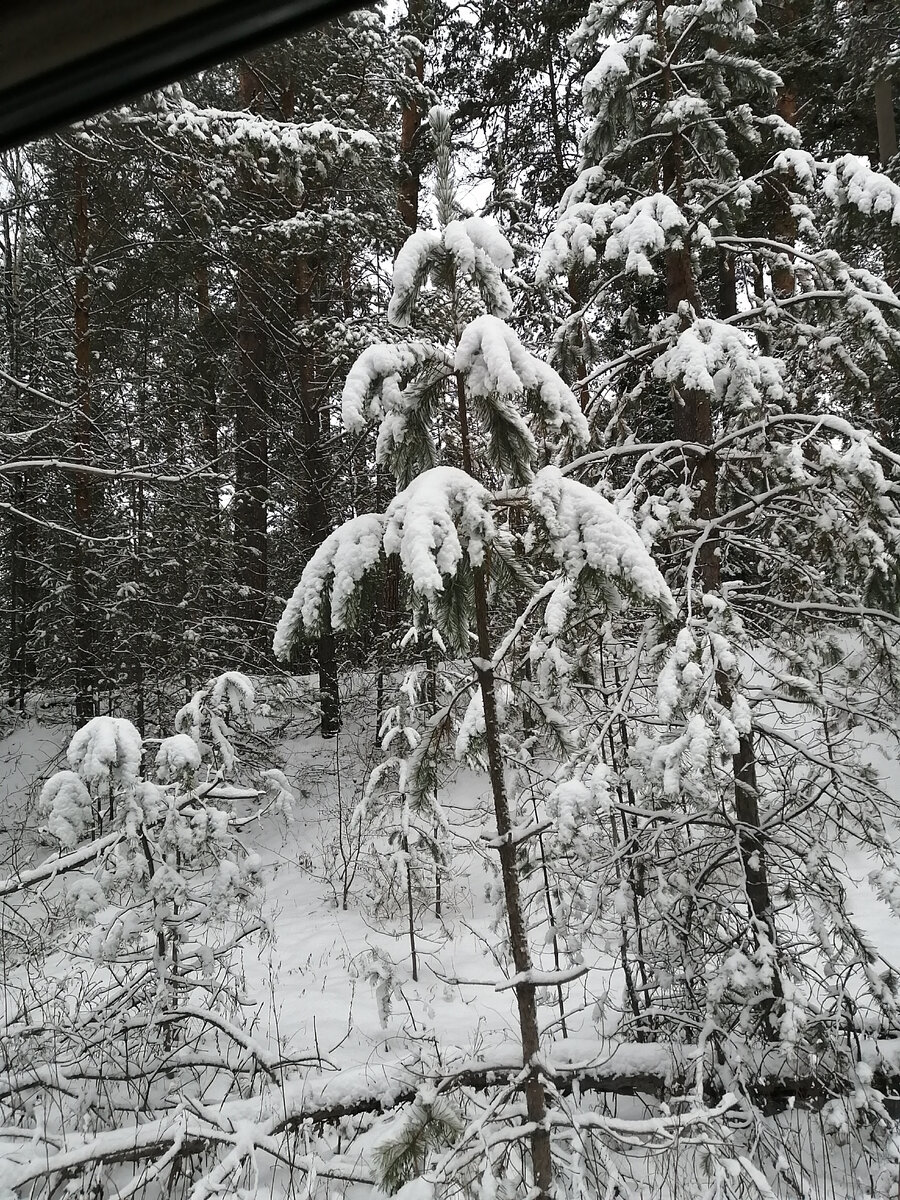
[4,672,294,1193]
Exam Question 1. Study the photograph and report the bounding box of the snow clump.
[274,513,385,657]
[67,716,143,786]
[156,734,203,782]
[530,467,676,617]
[384,467,495,599]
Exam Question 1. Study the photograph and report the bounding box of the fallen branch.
[5,1040,900,1186]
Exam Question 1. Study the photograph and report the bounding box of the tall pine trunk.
[232,62,270,661]
[874,80,897,166]
[72,151,95,725]
[195,250,221,556]
[398,0,426,237]
[658,0,777,1000]
[456,373,552,1200]
[2,188,30,712]
[296,254,340,738]
[373,0,428,737]
[869,0,898,166]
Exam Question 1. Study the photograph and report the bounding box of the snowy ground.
[246,707,609,1083]
[4,678,900,1197]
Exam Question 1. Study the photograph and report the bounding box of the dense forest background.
[3,1,900,1197]
[0,0,895,735]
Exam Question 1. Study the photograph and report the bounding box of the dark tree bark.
[231,62,270,660]
[657,0,776,980]
[72,151,96,725]
[771,86,798,299]
[874,79,898,166]
[398,0,426,238]
[869,1,898,166]
[296,253,340,738]
[456,372,552,1200]
[2,188,31,712]
[372,0,429,738]
[195,251,220,538]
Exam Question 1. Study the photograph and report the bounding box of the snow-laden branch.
[0,778,226,898]
[7,1041,897,1189]
[495,965,589,991]
[0,457,218,484]
[565,411,900,484]
[456,314,589,445]
[273,514,385,657]
[384,467,495,598]
[388,216,514,327]
[530,467,676,617]
[653,319,785,409]
[539,192,688,281]
[342,341,453,436]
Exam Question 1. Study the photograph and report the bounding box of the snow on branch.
[446,216,514,274]
[210,670,255,720]
[530,467,676,617]
[384,467,495,599]
[273,513,385,657]
[387,231,442,326]
[8,1040,900,1190]
[156,733,202,783]
[605,194,690,276]
[67,716,142,786]
[38,771,93,848]
[539,193,687,280]
[773,149,900,226]
[342,341,453,434]
[444,217,515,319]
[456,315,589,445]
[653,319,785,411]
[772,147,818,188]
[0,776,230,898]
[581,40,638,102]
[141,90,384,176]
[824,154,900,226]
[341,340,452,480]
[275,471,497,654]
[388,218,514,327]
[495,964,589,991]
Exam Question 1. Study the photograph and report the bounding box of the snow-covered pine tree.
[133,15,405,708]
[276,103,679,1200]
[0,11,409,729]
[536,0,900,1188]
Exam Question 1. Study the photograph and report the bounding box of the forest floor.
[2,677,900,1197]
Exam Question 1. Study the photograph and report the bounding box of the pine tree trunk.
[195,253,220,540]
[73,151,95,725]
[867,1,900,330]
[874,80,898,166]
[2,197,30,711]
[232,62,270,661]
[869,1,898,165]
[771,87,798,298]
[233,267,269,655]
[457,373,551,1200]
[398,0,426,237]
[659,0,776,980]
[296,253,340,738]
[374,0,427,736]
[192,244,224,665]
